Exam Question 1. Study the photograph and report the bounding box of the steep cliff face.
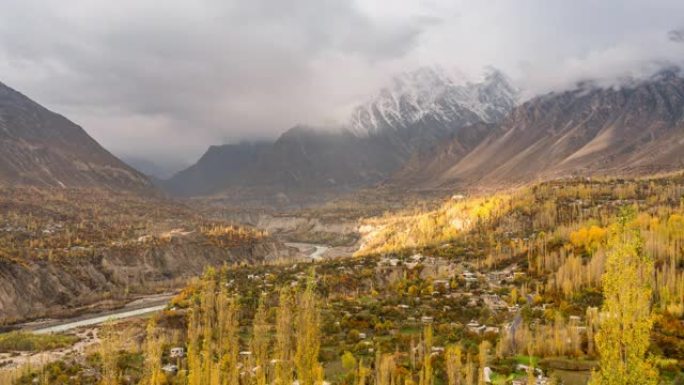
[0,236,293,324]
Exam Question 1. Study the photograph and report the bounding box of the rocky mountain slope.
[390,122,494,186]
[163,67,518,199]
[0,81,151,190]
[163,141,273,196]
[419,70,684,188]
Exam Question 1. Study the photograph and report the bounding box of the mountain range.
[0,81,151,191]
[1,67,683,201]
[349,67,517,136]
[400,69,684,189]
[162,67,519,199]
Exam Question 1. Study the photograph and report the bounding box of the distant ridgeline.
[163,69,684,204]
[161,67,519,200]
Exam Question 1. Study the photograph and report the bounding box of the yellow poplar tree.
[589,211,658,385]
[586,307,598,357]
[357,360,370,385]
[376,354,397,385]
[200,277,217,385]
[218,290,240,385]
[251,296,271,385]
[187,308,202,385]
[419,325,433,385]
[341,351,357,384]
[274,288,295,385]
[142,318,165,385]
[463,353,475,385]
[295,272,323,385]
[445,345,463,385]
[186,272,240,385]
[477,341,490,385]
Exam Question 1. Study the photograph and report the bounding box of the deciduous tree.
[589,211,658,385]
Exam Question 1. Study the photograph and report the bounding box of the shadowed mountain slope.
[0,81,151,190]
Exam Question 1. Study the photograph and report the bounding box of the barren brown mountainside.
[0,81,151,190]
[391,122,493,186]
[402,70,684,189]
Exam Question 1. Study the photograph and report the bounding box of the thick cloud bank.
[0,0,683,176]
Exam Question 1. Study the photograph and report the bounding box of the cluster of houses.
[465,320,500,335]
[161,347,186,374]
[377,254,536,340]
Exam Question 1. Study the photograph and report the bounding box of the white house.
[162,364,179,374]
[170,347,185,358]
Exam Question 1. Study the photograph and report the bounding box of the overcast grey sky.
[1,0,683,176]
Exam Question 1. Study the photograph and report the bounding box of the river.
[284,242,330,261]
[16,293,175,335]
[19,243,330,335]
[31,304,168,334]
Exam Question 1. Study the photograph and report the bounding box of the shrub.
[0,332,79,352]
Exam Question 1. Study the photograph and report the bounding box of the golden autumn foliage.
[274,288,295,385]
[356,194,511,256]
[294,273,324,385]
[445,345,463,385]
[0,186,270,265]
[418,325,433,385]
[98,323,121,385]
[9,175,684,385]
[180,269,324,385]
[569,225,608,254]
[590,211,658,385]
[141,319,165,385]
[251,297,270,385]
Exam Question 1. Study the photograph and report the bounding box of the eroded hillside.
[0,188,295,324]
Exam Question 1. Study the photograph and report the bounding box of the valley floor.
[3,175,684,385]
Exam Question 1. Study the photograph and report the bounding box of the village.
[150,250,570,384]
[1,247,573,384]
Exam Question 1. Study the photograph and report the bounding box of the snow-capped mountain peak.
[349,66,518,136]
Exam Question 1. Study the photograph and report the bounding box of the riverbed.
[16,242,339,335]
[17,293,175,334]
[285,242,330,260]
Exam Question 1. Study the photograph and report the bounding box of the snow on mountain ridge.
[349,66,518,136]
